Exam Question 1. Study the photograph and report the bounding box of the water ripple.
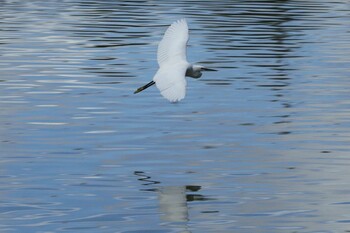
[1,0,350,232]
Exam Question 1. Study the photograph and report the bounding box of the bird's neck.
[185,65,202,79]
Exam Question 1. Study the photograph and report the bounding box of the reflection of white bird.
[158,186,188,222]
[134,18,216,102]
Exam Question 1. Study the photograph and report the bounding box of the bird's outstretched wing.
[153,62,188,102]
[157,19,189,66]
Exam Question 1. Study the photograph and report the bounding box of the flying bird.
[134,19,216,102]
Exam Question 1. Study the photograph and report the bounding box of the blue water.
[1,0,350,232]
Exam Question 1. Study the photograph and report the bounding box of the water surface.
[1,0,350,232]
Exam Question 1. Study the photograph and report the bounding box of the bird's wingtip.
[174,18,187,25]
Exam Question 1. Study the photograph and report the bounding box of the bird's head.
[189,65,217,79]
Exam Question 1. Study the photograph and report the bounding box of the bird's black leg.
[134,81,155,94]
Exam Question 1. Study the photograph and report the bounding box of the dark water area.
[1,0,350,232]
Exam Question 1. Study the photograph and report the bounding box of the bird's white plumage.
[154,19,189,102]
[153,61,188,102]
[157,18,189,66]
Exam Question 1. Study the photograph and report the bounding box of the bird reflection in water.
[134,171,213,224]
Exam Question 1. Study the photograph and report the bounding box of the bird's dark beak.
[202,67,217,71]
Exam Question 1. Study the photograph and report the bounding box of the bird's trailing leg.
[134,80,155,94]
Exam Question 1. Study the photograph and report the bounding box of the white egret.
[134,18,216,102]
